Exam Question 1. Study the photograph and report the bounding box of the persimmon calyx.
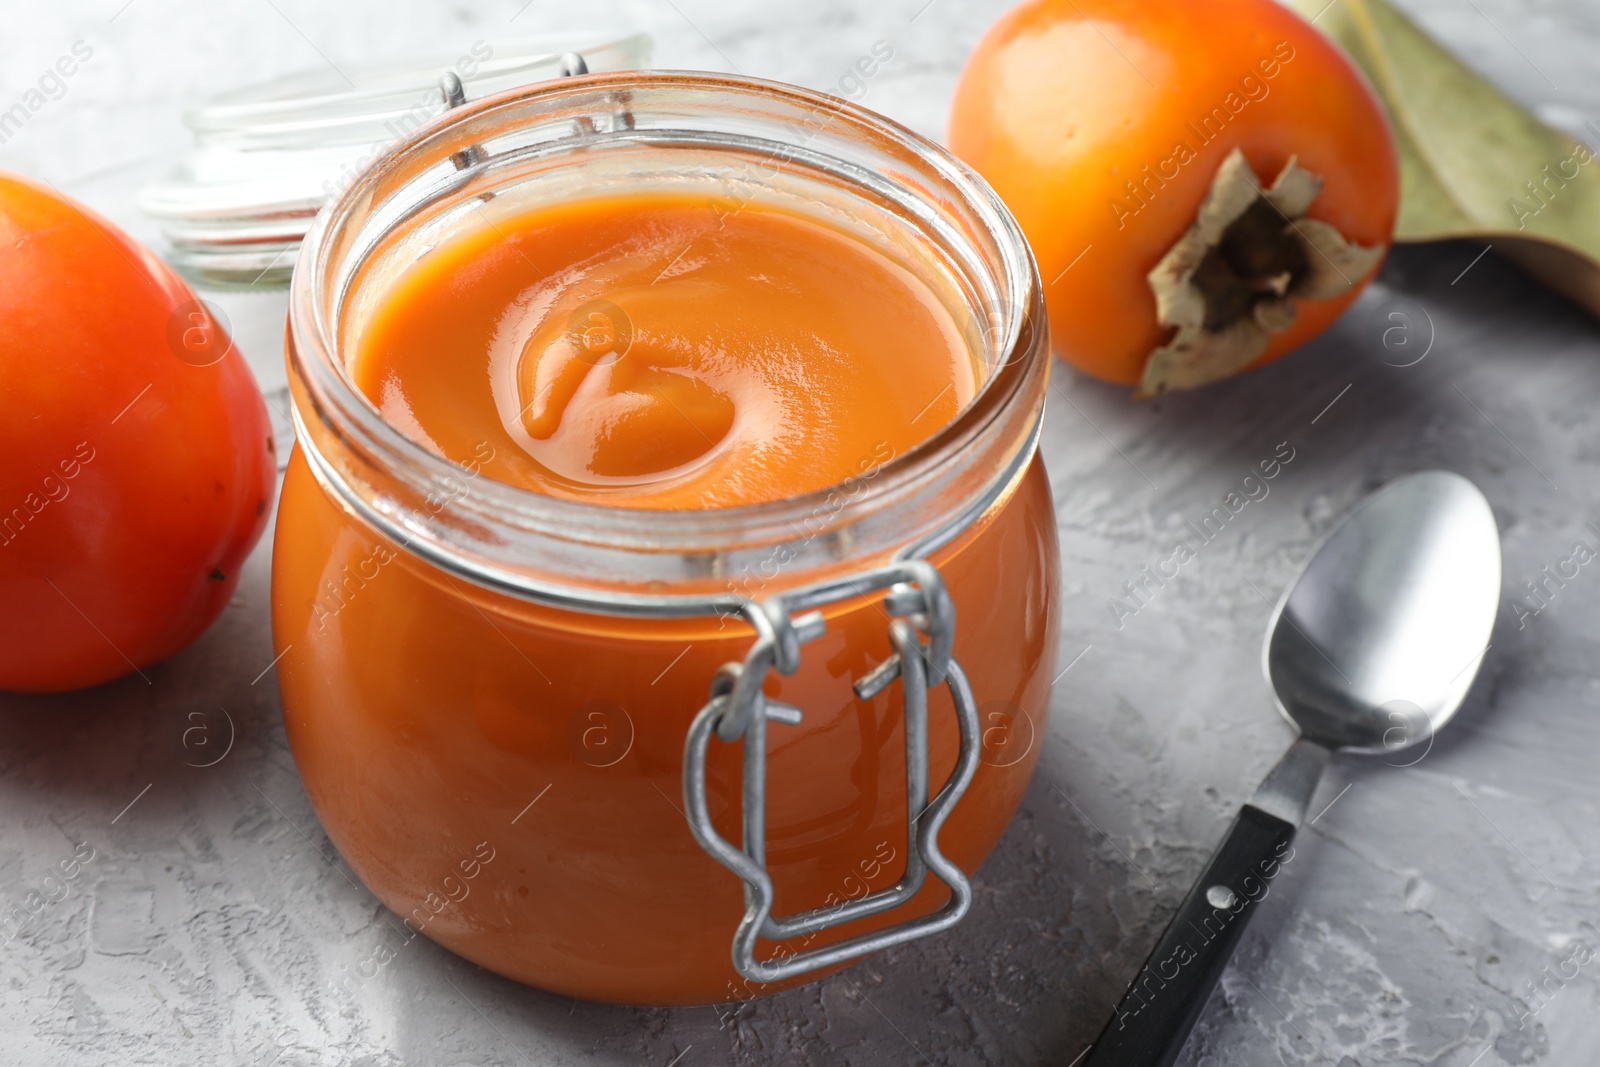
[1138,148,1384,398]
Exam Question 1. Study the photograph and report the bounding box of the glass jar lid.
[137,32,651,290]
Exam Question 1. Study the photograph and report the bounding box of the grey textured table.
[4,1,1599,1064]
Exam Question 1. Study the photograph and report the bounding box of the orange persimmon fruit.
[0,175,274,692]
[949,0,1399,394]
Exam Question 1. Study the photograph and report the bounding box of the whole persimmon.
[949,0,1398,395]
[0,175,274,692]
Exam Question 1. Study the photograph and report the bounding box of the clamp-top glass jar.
[273,71,1058,1005]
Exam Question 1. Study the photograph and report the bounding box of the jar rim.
[287,70,1048,609]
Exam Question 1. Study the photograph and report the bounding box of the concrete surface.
[2,0,1599,1064]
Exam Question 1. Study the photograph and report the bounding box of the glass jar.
[273,71,1058,1006]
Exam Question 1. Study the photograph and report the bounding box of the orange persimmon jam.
[272,73,1058,1007]
[351,190,978,509]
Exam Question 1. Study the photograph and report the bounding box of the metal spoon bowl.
[1266,470,1500,755]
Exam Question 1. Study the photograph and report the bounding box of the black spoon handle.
[1080,804,1298,1067]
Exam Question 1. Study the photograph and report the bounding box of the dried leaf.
[1287,0,1600,317]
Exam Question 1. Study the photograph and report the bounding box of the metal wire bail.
[680,561,981,984]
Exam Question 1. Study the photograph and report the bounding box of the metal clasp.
[680,560,981,984]
[438,51,596,172]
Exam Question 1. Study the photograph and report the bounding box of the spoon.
[1082,470,1501,1067]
